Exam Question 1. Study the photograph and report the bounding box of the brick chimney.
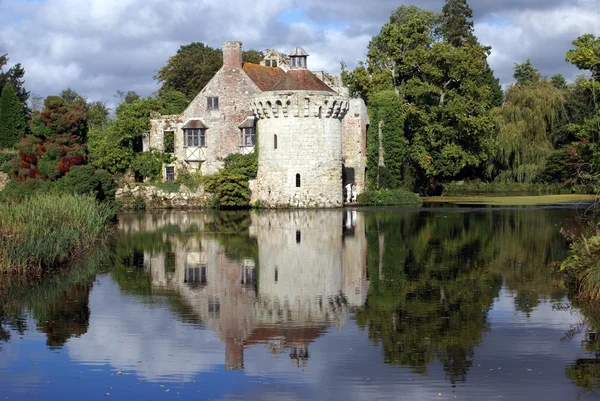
[223,41,243,70]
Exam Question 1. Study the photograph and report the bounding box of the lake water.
[2,206,600,400]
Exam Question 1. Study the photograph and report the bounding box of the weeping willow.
[491,80,565,183]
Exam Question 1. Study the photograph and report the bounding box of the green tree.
[551,73,567,89]
[0,83,27,148]
[491,62,565,183]
[440,0,475,47]
[115,90,140,105]
[60,88,87,107]
[366,91,408,189]
[87,101,110,130]
[513,59,542,86]
[0,54,29,111]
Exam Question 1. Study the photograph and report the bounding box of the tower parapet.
[251,92,349,120]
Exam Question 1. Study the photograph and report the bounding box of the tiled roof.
[182,119,208,129]
[243,62,335,93]
[242,63,286,91]
[269,69,335,92]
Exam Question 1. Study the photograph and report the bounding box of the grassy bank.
[0,194,115,275]
[561,233,600,301]
[442,180,588,196]
[424,194,597,206]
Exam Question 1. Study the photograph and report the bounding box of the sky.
[0,0,599,108]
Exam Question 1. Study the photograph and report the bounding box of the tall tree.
[441,0,475,47]
[0,54,29,111]
[491,62,565,183]
[0,83,27,148]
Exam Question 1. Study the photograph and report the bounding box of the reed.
[0,194,115,275]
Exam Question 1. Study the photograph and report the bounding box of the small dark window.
[163,131,174,153]
[207,96,219,110]
[241,127,256,146]
[184,128,206,147]
[208,296,220,318]
[274,134,278,149]
[295,173,301,187]
[275,267,278,283]
[296,230,301,243]
[165,252,176,272]
[165,166,175,182]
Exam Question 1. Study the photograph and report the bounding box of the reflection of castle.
[131,210,368,370]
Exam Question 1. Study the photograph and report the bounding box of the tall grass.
[561,234,600,301]
[0,194,115,274]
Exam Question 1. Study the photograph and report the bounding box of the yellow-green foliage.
[0,194,115,274]
[561,234,600,301]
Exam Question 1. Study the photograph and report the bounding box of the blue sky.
[0,0,599,107]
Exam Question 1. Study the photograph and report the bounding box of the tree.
[0,83,27,148]
[491,62,565,183]
[115,90,140,105]
[551,73,567,89]
[440,0,475,47]
[566,34,600,80]
[513,59,542,86]
[60,88,87,107]
[87,101,110,130]
[0,54,29,111]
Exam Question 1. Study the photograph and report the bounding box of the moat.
[2,206,600,400]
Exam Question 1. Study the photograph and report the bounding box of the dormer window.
[182,119,209,148]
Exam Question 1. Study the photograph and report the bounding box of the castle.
[144,41,369,208]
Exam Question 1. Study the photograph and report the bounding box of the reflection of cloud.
[67,276,225,382]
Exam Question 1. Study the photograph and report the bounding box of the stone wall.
[342,98,369,195]
[116,184,210,210]
[251,91,349,208]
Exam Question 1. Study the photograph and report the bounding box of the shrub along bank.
[0,194,116,275]
[356,189,423,206]
[561,233,600,301]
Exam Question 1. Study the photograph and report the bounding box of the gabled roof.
[238,116,255,128]
[182,119,208,129]
[270,69,335,92]
[242,63,285,91]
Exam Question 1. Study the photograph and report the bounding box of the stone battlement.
[251,92,350,120]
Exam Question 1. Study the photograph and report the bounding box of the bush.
[130,151,173,181]
[442,179,578,196]
[222,152,258,180]
[204,171,250,209]
[0,150,17,173]
[56,165,116,201]
[132,195,147,211]
[356,189,422,206]
[0,194,115,274]
[0,179,52,201]
[561,234,600,301]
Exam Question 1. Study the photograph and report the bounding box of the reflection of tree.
[356,208,577,385]
[565,302,600,393]
[0,245,110,350]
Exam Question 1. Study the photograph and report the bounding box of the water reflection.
[2,207,599,401]
[115,210,369,371]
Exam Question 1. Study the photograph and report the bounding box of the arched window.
[295,173,301,187]
[274,134,278,149]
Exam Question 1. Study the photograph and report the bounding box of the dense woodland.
[0,0,599,200]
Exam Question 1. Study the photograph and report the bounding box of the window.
[184,264,207,287]
[184,128,206,147]
[208,296,220,318]
[165,166,175,182]
[274,134,278,149]
[296,230,301,243]
[241,127,255,146]
[207,96,219,110]
[163,131,174,153]
[295,173,301,188]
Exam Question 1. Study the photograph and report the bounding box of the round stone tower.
[250,47,350,208]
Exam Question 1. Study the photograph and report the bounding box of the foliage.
[130,151,173,181]
[159,90,189,114]
[132,195,146,212]
[344,4,497,192]
[0,54,29,111]
[86,101,110,130]
[0,83,27,148]
[0,149,16,173]
[204,171,250,209]
[0,194,115,274]
[222,152,258,180]
[491,63,565,183]
[87,124,134,173]
[566,34,600,80]
[561,233,600,301]
[441,179,579,196]
[356,188,422,206]
[366,91,408,189]
[56,165,116,201]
